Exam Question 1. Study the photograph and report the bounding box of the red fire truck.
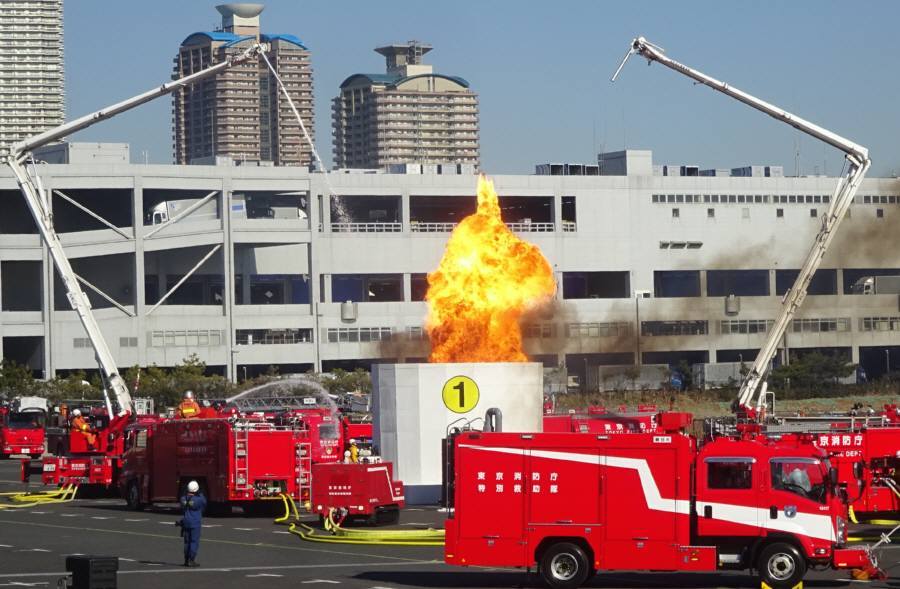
[311,461,405,523]
[798,418,900,517]
[117,418,311,513]
[1,397,47,459]
[35,413,160,487]
[445,412,882,589]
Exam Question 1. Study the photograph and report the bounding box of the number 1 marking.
[454,380,465,408]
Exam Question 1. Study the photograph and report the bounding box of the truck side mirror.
[829,466,839,486]
[853,461,864,480]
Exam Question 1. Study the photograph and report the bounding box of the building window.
[707,270,770,296]
[672,208,680,218]
[707,208,715,218]
[148,330,224,348]
[776,208,784,218]
[654,270,701,298]
[776,269,837,296]
[720,319,774,334]
[325,327,393,343]
[523,324,555,338]
[791,318,851,333]
[235,328,312,345]
[641,320,708,336]
[562,271,630,299]
[565,322,630,338]
[332,274,403,302]
[810,209,817,217]
[877,209,884,218]
[860,317,900,332]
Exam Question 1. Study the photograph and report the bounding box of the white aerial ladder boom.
[5,42,268,417]
[612,37,871,419]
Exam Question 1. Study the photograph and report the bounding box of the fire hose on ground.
[0,484,78,509]
[274,494,445,546]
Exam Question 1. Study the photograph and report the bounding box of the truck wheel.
[125,481,144,511]
[374,507,400,525]
[757,542,806,589]
[539,542,590,589]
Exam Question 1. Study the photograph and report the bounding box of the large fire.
[426,175,557,362]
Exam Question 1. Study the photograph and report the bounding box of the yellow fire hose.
[0,485,78,509]
[848,479,900,530]
[274,494,444,546]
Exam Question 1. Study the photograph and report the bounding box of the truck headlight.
[836,516,847,546]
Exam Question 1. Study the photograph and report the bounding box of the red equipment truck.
[310,461,405,524]
[810,421,900,517]
[116,416,406,520]
[1,397,47,459]
[117,418,311,513]
[444,412,883,589]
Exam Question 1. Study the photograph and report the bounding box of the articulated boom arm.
[613,37,870,418]
[5,42,268,417]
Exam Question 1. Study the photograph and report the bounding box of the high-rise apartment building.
[0,0,65,158]
[173,4,313,166]
[332,41,479,170]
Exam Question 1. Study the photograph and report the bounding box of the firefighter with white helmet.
[70,408,97,450]
[786,467,812,495]
[176,390,201,419]
[179,480,206,567]
[349,438,359,463]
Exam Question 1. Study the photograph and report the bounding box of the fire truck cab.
[445,414,877,589]
[1,407,46,459]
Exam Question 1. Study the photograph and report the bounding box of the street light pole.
[634,290,651,368]
[635,296,641,368]
[886,349,891,375]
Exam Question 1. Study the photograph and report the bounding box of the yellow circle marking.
[442,375,480,414]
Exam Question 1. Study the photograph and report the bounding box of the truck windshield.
[770,458,827,504]
[6,412,44,429]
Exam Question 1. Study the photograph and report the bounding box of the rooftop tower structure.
[332,41,479,170]
[173,3,314,166]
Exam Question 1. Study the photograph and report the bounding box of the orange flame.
[426,175,557,362]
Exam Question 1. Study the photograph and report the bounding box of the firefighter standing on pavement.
[179,480,206,567]
[70,409,97,450]
[176,391,201,419]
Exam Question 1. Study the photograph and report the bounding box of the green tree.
[0,359,37,400]
[769,352,855,394]
[319,368,371,395]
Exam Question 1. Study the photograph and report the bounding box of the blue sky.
[64,1,900,176]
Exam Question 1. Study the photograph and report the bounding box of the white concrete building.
[0,0,65,158]
[1,146,899,384]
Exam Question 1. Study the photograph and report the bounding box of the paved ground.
[0,460,897,589]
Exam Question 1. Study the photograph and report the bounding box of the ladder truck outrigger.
[9,42,269,487]
[445,38,889,589]
[617,38,900,521]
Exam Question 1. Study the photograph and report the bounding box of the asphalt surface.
[0,459,897,589]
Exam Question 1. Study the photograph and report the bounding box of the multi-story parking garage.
[1,145,899,386]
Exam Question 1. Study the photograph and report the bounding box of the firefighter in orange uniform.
[70,409,97,450]
[176,391,201,419]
